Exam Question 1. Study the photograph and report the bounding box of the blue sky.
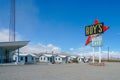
[0,0,120,54]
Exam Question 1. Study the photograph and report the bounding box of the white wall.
[77,57,82,62]
[55,56,62,63]
[13,55,17,61]
[77,57,85,63]
[67,57,71,62]
[13,55,21,62]
[39,56,50,62]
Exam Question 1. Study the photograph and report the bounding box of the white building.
[39,54,53,63]
[13,53,36,64]
[67,56,77,62]
[77,56,85,63]
[84,57,91,63]
[55,55,67,63]
[77,56,91,63]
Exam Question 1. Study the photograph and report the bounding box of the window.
[59,58,60,60]
[48,57,49,61]
[62,58,65,61]
[21,57,23,60]
[56,58,57,60]
[41,57,42,60]
[44,57,45,60]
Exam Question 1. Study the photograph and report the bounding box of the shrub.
[72,58,78,63]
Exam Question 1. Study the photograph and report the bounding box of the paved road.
[0,62,120,80]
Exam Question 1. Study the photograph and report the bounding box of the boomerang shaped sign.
[85,19,109,46]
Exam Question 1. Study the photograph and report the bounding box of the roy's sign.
[85,23,104,36]
[85,19,109,46]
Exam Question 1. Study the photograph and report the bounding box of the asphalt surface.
[0,62,120,80]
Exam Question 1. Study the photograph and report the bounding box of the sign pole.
[99,47,101,63]
[92,47,95,63]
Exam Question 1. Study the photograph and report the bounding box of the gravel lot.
[0,62,120,80]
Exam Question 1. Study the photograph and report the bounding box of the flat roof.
[0,41,29,50]
[15,53,36,57]
[58,55,66,58]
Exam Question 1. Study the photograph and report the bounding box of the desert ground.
[0,62,120,80]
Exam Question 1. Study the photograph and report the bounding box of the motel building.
[39,54,53,63]
[39,54,68,63]
[77,56,83,62]
[77,56,91,63]
[13,53,36,64]
[0,41,29,64]
[55,55,67,63]
[67,56,77,62]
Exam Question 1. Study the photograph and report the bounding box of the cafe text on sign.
[91,35,103,47]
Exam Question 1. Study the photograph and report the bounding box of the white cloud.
[78,46,92,53]
[101,51,120,58]
[0,28,61,53]
[20,43,61,53]
[70,48,74,51]
[0,28,22,42]
[0,29,9,42]
[80,50,120,58]
[70,46,120,58]
[70,46,92,54]
[0,29,119,57]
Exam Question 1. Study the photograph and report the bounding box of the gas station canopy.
[0,41,29,50]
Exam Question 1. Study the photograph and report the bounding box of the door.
[5,50,9,63]
[25,56,27,63]
[50,57,52,62]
